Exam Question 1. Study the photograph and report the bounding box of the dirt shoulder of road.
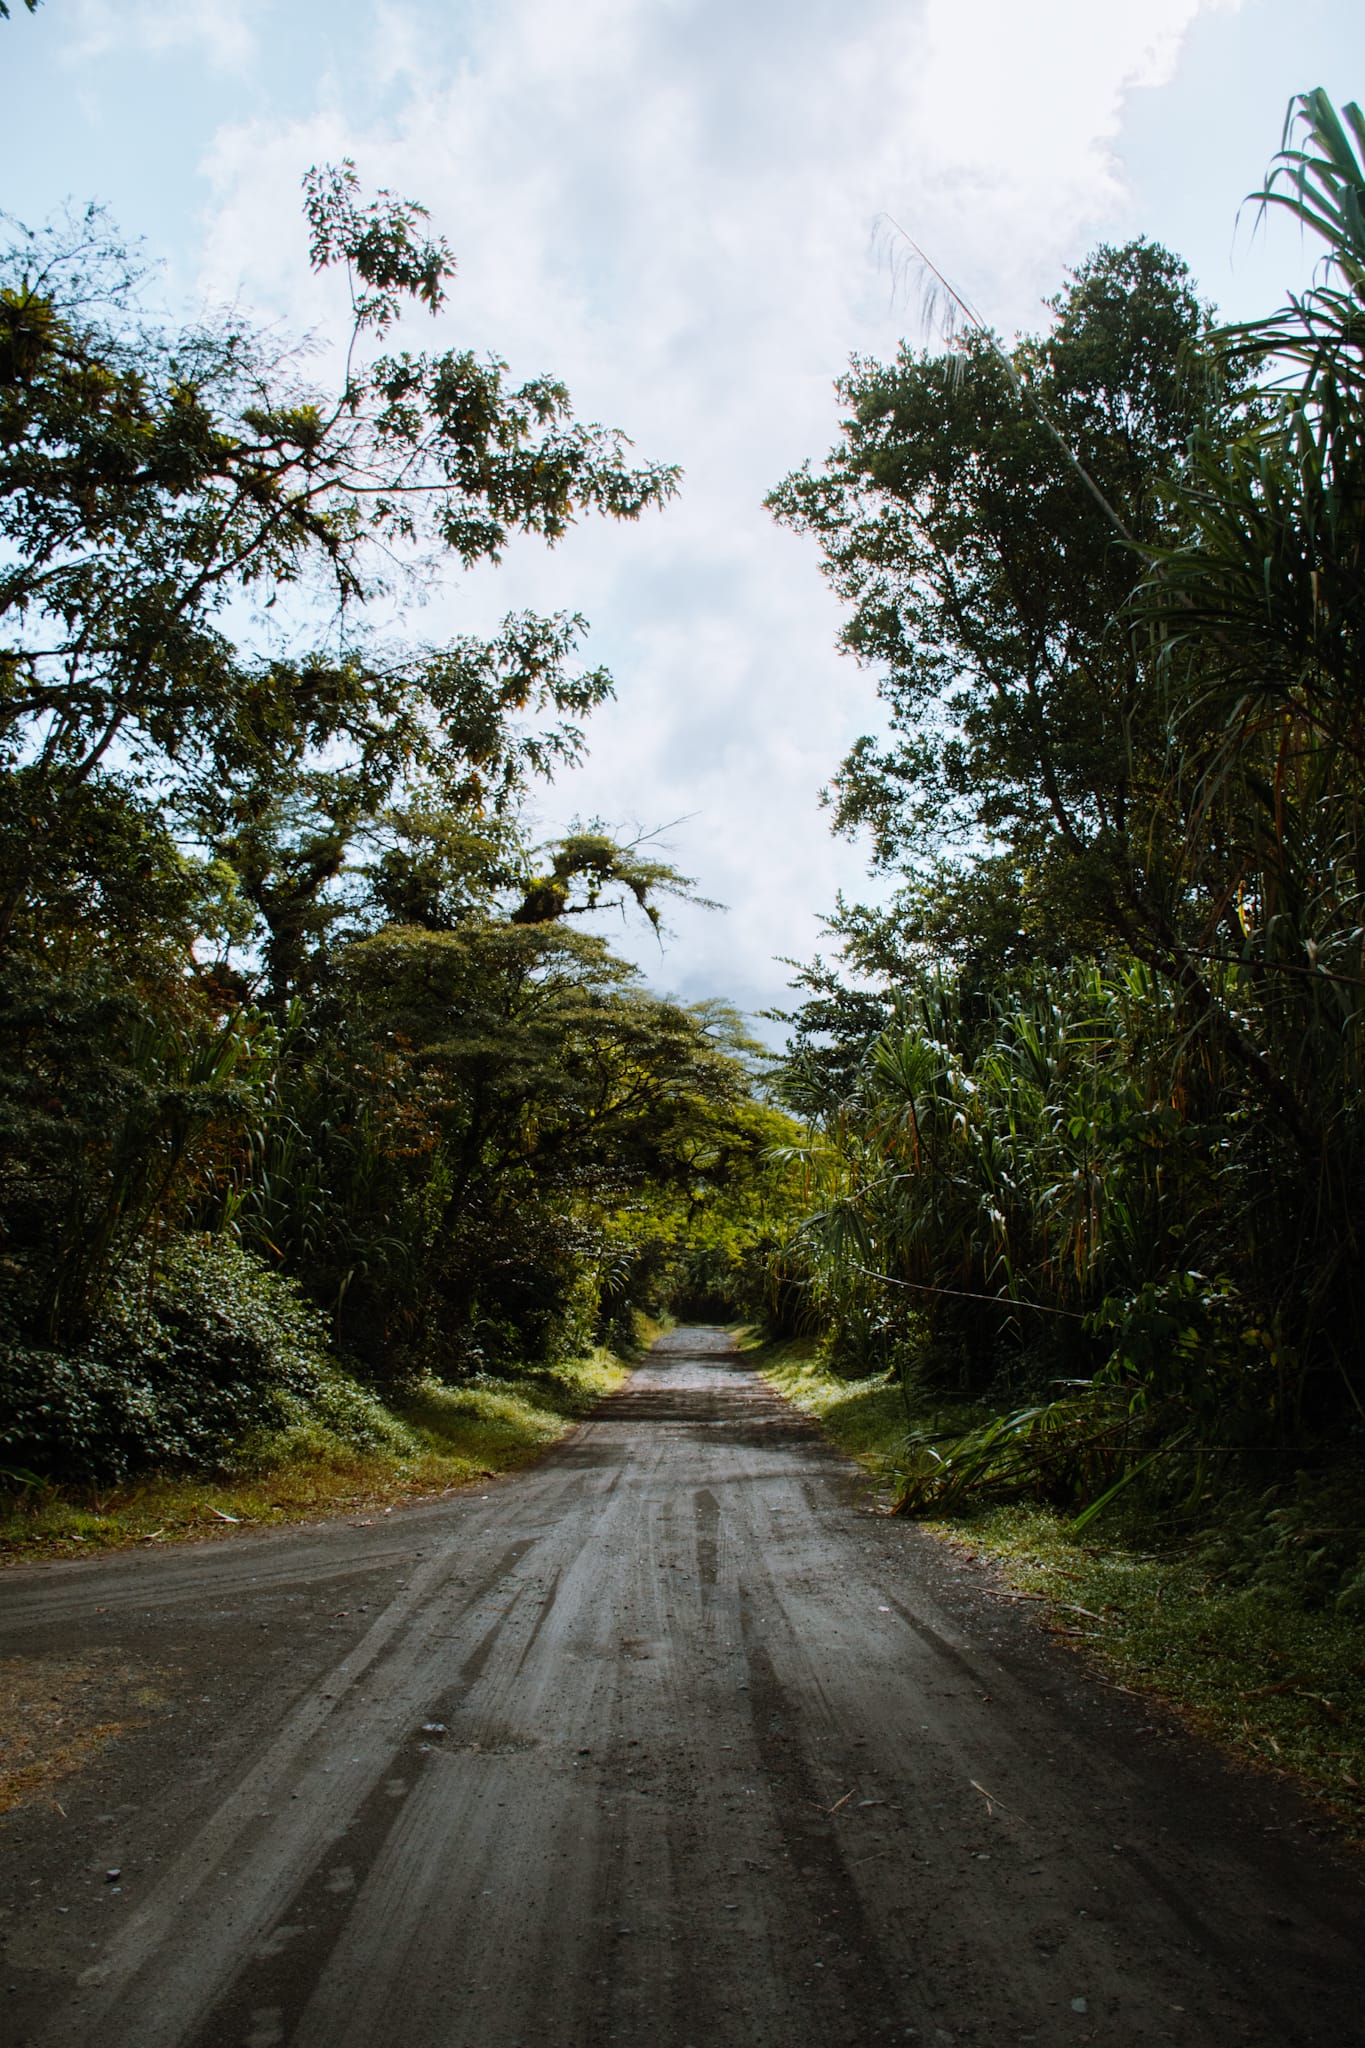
[755,1330,1365,1850]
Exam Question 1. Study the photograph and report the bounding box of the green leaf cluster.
[767,92,1365,1516]
[0,167,772,1480]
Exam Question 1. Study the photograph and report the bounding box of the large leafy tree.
[767,239,1227,981]
[0,166,682,1353]
[200,916,769,1381]
[767,98,1365,1436]
[767,237,1346,1150]
[0,166,676,968]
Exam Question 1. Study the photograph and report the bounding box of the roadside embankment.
[0,1346,631,1567]
[752,1329,1365,1843]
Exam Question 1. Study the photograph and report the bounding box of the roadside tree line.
[0,167,787,1482]
[765,92,1365,1513]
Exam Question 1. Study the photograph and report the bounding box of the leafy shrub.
[1191,1466,1365,1614]
[0,1232,413,1483]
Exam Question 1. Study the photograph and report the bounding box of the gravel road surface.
[2,1327,1363,2046]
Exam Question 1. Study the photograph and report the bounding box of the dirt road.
[2,1328,1363,2046]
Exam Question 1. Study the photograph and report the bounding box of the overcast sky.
[6,0,1364,1031]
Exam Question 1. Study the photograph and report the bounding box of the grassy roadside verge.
[748,1330,1365,1840]
[0,1344,633,1566]
[751,1331,909,1491]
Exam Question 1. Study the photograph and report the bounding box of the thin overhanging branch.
[878,214,1141,550]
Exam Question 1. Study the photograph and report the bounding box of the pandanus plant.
[1138,87,1365,1375]
[779,954,1308,1515]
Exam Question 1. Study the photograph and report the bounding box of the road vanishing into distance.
[3,1328,1364,2046]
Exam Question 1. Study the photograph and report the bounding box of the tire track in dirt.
[3,1327,1363,2046]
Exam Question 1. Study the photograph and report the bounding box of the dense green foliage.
[0,1232,411,1484]
[0,167,783,1481]
[767,92,1365,1517]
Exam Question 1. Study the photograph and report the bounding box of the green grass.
[947,1503,1365,1836]
[751,1330,1365,1839]
[746,1331,909,1484]
[0,1345,630,1565]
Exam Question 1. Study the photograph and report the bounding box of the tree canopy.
[0,163,791,1482]
[764,92,1365,1507]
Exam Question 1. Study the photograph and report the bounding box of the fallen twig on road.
[970,1778,1016,1818]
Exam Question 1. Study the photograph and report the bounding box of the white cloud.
[62,0,260,70]
[186,0,1240,1020]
